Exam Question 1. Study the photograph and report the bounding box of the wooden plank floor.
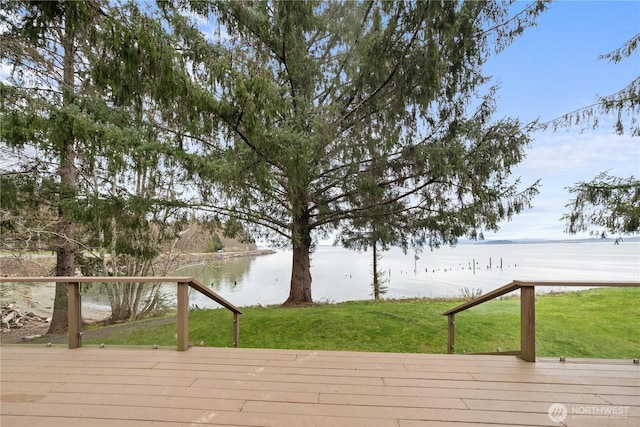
[1,346,638,426]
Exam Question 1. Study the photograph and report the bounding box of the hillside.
[169,223,257,253]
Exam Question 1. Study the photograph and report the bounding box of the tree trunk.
[373,242,379,301]
[48,239,74,333]
[48,13,77,334]
[48,139,77,333]
[284,212,313,306]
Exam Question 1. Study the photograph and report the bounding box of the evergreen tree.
[1,1,193,325]
[563,173,639,240]
[166,1,546,305]
[1,0,105,332]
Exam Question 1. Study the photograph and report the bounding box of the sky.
[481,0,639,240]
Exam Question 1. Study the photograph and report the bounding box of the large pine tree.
[160,1,548,305]
[1,1,103,332]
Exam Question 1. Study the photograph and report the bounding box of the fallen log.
[1,305,49,330]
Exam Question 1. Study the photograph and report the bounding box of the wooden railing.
[0,276,243,351]
[442,280,639,362]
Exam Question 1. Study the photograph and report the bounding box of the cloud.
[519,131,639,180]
[494,128,639,240]
[492,209,578,240]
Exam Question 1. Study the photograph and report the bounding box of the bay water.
[172,241,639,308]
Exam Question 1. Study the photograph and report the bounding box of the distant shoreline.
[472,236,640,245]
[155,249,276,268]
[0,249,277,278]
[381,237,640,246]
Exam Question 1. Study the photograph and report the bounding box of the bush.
[206,234,224,252]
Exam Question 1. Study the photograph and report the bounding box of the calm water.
[170,241,640,308]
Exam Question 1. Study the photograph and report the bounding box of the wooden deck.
[1,346,638,426]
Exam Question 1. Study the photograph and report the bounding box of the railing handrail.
[442,280,640,361]
[442,281,521,316]
[0,276,243,315]
[0,276,195,282]
[443,280,639,316]
[187,278,243,315]
[0,276,242,350]
[442,280,638,316]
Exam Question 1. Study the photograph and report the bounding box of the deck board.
[1,346,638,426]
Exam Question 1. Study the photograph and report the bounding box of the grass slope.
[85,287,639,359]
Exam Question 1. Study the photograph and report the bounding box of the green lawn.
[85,287,639,359]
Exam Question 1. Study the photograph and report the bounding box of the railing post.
[520,285,536,362]
[233,312,239,348]
[177,282,189,351]
[67,281,82,349]
[447,314,455,354]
